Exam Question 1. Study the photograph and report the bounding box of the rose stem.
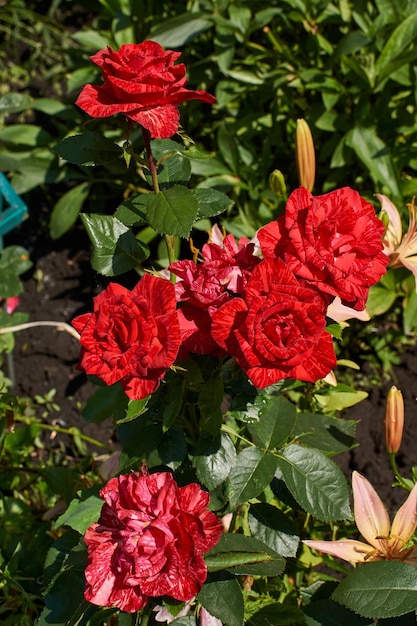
[141,126,176,279]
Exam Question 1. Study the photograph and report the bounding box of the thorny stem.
[0,321,80,341]
[141,126,177,279]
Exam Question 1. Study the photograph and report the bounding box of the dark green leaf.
[247,602,306,625]
[0,124,52,146]
[150,13,213,47]
[205,533,285,576]
[293,412,356,455]
[303,598,374,625]
[194,187,234,219]
[194,432,237,490]
[0,92,33,114]
[228,448,277,509]
[332,561,417,619]
[277,445,351,521]
[197,572,244,626]
[145,186,199,237]
[403,290,417,333]
[81,213,149,275]
[248,395,297,450]
[82,383,126,423]
[198,374,224,437]
[376,13,417,82]
[53,132,123,165]
[55,488,103,534]
[249,502,299,558]
[345,126,401,200]
[49,183,90,239]
[114,195,148,226]
[115,396,150,424]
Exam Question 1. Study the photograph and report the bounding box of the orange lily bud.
[384,385,404,454]
[295,118,316,192]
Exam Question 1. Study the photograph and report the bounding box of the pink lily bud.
[384,385,404,454]
[295,119,315,192]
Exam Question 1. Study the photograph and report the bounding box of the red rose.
[257,186,388,310]
[72,274,181,400]
[169,230,260,357]
[75,41,216,138]
[84,469,223,613]
[211,258,336,387]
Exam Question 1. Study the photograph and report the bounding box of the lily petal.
[303,539,375,563]
[352,471,391,551]
[402,256,417,291]
[376,194,402,249]
[390,481,417,550]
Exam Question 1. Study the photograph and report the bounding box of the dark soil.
[5,216,417,514]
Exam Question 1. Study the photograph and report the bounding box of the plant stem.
[14,415,108,449]
[141,126,177,274]
[389,452,412,491]
[0,321,80,340]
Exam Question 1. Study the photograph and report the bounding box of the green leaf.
[0,246,31,297]
[82,382,126,423]
[145,186,199,237]
[345,126,401,200]
[0,123,52,146]
[205,533,285,576]
[43,528,81,589]
[332,561,417,619]
[248,395,297,450]
[228,448,277,509]
[277,445,351,521]
[376,13,417,83]
[114,195,148,226]
[81,213,149,275]
[55,488,103,534]
[115,396,151,425]
[248,503,300,558]
[194,432,237,490]
[247,602,306,626]
[403,289,417,333]
[150,12,213,47]
[53,132,123,165]
[0,92,33,114]
[293,412,356,455]
[194,187,234,219]
[197,572,244,626]
[366,282,398,316]
[49,183,90,239]
[303,598,374,625]
[198,374,224,437]
[148,426,187,470]
[147,138,192,187]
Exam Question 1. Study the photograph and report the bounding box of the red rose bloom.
[72,274,181,400]
[169,229,260,357]
[211,258,336,388]
[257,186,388,310]
[75,41,216,138]
[84,470,223,613]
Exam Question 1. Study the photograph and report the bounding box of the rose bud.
[384,385,404,454]
[295,118,316,192]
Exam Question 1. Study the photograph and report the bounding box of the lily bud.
[295,118,316,192]
[384,385,404,454]
[269,169,287,197]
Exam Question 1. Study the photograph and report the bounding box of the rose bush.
[75,41,216,138]
[71,274,181,399]
[211,258,337,387]
[84,469,223,613]
[257,186,388,310]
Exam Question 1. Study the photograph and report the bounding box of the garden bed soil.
[5,219,417,512]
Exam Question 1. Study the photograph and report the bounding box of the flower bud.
[384,385,404,454]
[269,169,287,197]
[295,118,316,192]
